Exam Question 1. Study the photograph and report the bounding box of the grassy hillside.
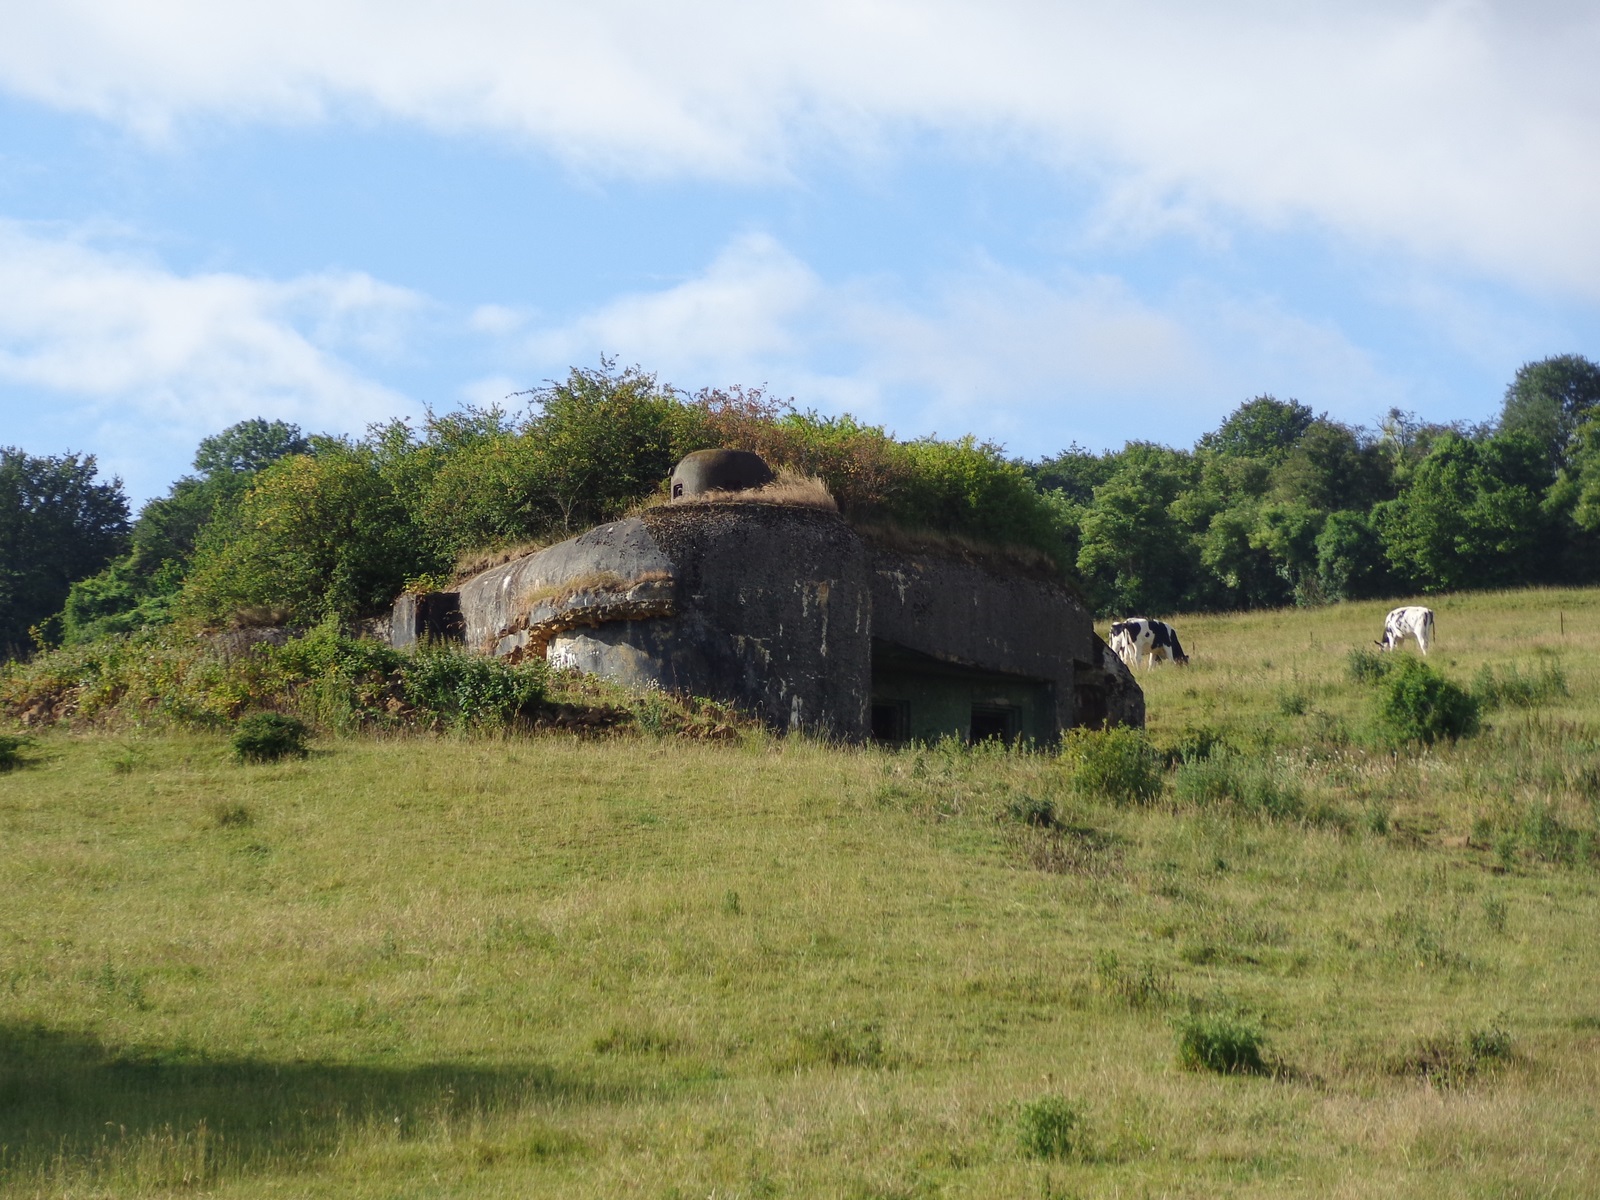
[2,588,1598,1197]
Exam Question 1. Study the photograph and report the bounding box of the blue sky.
[2,1,1597,506]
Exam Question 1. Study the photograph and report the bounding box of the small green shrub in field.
[1369,657,1480,746]
[231,713,309,763]
[400,643,547,726]
[1173,751,1302,820]
[1016,1095,1084,1159]
[1061,727,1162,805]
[1473,661,1569,710]
[1175,1012,1268,1075]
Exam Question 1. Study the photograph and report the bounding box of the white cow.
[1110,617,1189,668]
[1378,606,1434,656]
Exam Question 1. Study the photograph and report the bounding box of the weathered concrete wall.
[456,518,678,658]
[867,546,1099,733]
[410,502,1139,739]
[448,504,871,738]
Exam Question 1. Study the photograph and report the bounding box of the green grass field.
[3,588,1599,1197]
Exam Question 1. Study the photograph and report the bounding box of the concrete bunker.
[391,451,1141,740]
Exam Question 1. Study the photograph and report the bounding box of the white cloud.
[0,220,418,499]
[3,2,1598,296]
[493,233,1405,454]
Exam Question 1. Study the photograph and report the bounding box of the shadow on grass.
[0,1021,619,1188]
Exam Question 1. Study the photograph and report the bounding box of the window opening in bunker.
[871,702,908,743]
[969,703,1018,744]
[672,482,683,498]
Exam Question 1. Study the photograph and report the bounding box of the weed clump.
[1173,751,1303,820]
[1473,661,1569,710]
[231,713,309,763]
[1175,1012,1268,1075]
[0,733,30,771]
[788,1020,885,1069]
[1015,1095,1084,1159]
[1393,1021,1512,1087]
[1368,657,1480,747]
[1061,727,1162,806]
[1004,793,1058,828]
[1094,950,1173,1009]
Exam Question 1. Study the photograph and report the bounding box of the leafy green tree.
[0,449,129,655]
[59,419,311,642]
[1075,447,1197,614]
[519,361,700,531]
[1377,432,1549,592]
[1315,509,1394,600]
[192,418,310,476]
[1029,443,1116,504]
[892,437,1063,560]
[1270,419,1394,511]
[183,444,431,624]
[1199,396,1315,461]
[1498,354,1600,472]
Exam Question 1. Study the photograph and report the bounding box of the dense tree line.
[3,354,1599,656]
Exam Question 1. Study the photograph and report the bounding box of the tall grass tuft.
[1174,1011,1269,1075]
[1473,661,1569,710]
[1173,751,1303,820]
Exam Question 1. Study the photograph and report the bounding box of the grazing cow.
[1109,617,1189,668]
[1377,606,1434,656]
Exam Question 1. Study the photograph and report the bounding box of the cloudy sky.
[2,0,1597,504]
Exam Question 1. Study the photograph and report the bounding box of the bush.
[1175,1012,1268,1075]
[231,712,309,763]
[1062,727,1162,805]
[1173,751,1303,820]
[1370,657,1481,746]
[400,643,548,726]
[1016,1095,1084,1159]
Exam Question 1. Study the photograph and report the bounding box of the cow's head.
[1173,653,1190,666]
[1109,622,1127,637]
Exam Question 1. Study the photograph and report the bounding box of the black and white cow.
[1109,617,1189,668]
[1377,606,1434,656]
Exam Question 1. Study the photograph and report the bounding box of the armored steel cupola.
[669,449,775,501]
